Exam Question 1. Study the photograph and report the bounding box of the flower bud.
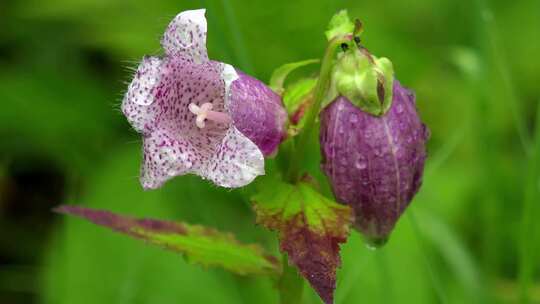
[230,70,287,156]
[122,9,287,190]
[320,81,429,244]
[328,46,394,116]
[326,43,394,116]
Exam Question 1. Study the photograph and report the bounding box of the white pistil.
[188,102,232,128]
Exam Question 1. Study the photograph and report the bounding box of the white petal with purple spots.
[202,127,265,188]
[122,9,266,189]
[222,63,239,106]
[140,130,199,189]
[161,9,208,64]
[122,56,162,133]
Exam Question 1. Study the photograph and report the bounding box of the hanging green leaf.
[269,59,319,94]
[55,205,280,276]
[252,179,353,304]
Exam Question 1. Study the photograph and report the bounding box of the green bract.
[282,78,316,114]
[268,59,319,128]
[282,78,317,127]
[329,48,394,116]
[325,10,356,41]
[269,59,319,94]
[322,10,395,116]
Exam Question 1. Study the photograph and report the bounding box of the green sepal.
[282,77,317,127]
[375,56,394,113]
[330,49,394,116]
[269,59,319,94]
[55,205,280,276]
[252,178,353,304]
[325,10,355,41]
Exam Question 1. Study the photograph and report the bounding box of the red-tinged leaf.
[54,205,280,276]
[252,180,353,304]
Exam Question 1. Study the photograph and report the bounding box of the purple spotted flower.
[320,81,429,243]
[122,9,286,189]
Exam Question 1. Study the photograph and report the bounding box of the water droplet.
[338,127,345,134]
[364,235,389,250]
[396,103,404,113]
[355,158,367,169]
[349,114,358,124]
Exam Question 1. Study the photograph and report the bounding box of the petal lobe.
[161,9,208,63]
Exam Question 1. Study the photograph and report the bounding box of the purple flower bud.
[320,81,429,243]
[121,9,286,190]
[230,71,287,156]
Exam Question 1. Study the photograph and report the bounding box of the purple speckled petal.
[150,56,227,135]
[140,130,198,189]
[230,71,287,156]
[320,81,428,240]
[134,56,263,188]
[122,56,162,133]
[161,9,208,64]
[121,9,283,189]
[202,127,265,187]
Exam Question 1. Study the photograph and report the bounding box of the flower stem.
[279,33,353,304]
[286,34,353,182]
[278,255,304,304]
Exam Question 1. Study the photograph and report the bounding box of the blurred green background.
[1,0,539,303]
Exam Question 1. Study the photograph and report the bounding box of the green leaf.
[269,59,319,94]
[55,205,280,276]
[325,10,355,41]
[252,179,353,304]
